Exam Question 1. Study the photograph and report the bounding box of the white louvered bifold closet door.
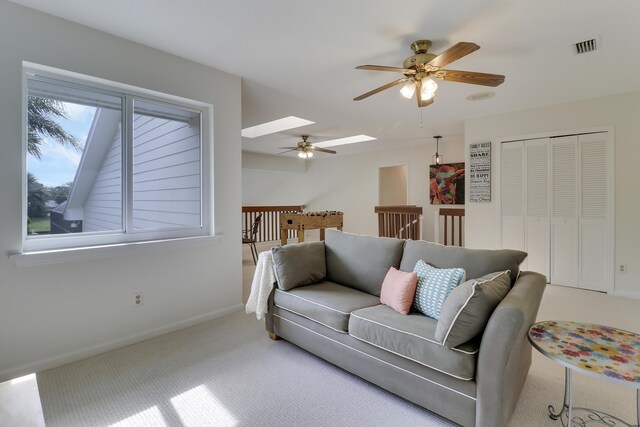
[501,141,525,255]
[579,133,608,292]
[550,136,579,287]
[501,132,611,291]
[525,138,550,279]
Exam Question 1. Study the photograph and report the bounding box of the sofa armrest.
[265,286,276,335]
[475,271,546,427]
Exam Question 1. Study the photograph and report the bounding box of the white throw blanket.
[245,251,276,320]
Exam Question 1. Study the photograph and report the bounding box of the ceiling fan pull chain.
[419,108,424,128]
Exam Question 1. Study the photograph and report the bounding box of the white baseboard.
[0,303,244,383]
[613,290,640,300]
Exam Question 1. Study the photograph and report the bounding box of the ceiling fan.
[354,39,505,107]
[278,135,337,159]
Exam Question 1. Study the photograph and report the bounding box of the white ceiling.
[11,0,640,157]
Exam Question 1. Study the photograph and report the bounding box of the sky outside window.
[27,101,96,187]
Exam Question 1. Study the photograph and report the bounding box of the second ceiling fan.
[354,39,505,107]
[279,135,336,159]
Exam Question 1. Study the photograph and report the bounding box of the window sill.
[9,234,223,267]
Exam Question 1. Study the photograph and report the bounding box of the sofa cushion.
[325,229,405,296]
[273,281,381,333]
[272,241,326,291]
[412,260,466,319]
[435,271,512,348]
[379,267,418,315]
[399,240,527,284]
[349,305,479,380]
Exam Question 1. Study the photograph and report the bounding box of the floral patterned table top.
[528,320,640,387]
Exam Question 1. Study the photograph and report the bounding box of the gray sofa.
[265,230,546,427]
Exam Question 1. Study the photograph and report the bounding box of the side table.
[528,321,640,427]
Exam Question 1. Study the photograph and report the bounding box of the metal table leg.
[548,368,638,427]
[567,369,573,427]
[549,367,571,422]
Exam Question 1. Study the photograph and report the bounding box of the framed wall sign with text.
[469,142,491,202]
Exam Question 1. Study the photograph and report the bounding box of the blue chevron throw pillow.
[412,260,466,319]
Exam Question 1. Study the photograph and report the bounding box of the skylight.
[313,134,376,148]
[241,116,314,138]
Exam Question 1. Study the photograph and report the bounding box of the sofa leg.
[268,332,280,341]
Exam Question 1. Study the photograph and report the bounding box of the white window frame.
[21,62,214,254]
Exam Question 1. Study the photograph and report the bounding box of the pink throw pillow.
[379,267,418,315]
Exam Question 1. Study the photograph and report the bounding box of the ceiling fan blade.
[277,148,298,155]
[356,65,416,74]
[353,78,409,101]
[438,69,505,87]
[416,83,423,107]
[416,87,434,107]
[428,42,480,68]
[278,147,298,150]
[312,146,337,154]
[420,97,434,108]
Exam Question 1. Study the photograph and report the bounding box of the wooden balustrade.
[434,208,465,246]
[375,205,423,240]
[242,205,304,243]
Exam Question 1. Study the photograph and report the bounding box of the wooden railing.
[375,205,423,240]
[242,205,304,243]
[434,208,465,246]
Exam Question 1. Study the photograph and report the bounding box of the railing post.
[375,206,423,240]
[436,208,465,247]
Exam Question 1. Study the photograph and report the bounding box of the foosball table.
[280,211,343,246]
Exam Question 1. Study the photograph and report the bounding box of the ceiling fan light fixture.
[354,40,504,109]
[420,78,438,100]
[400,81,416,99]
[297,149,313,159]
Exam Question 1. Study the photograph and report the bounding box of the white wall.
[464,91,640,297]
[242,136,465,242]
[379,166,408,206]
[242,151,307,206]
[0,2,242,380]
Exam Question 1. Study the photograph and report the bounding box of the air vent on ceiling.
[574,36,600,54]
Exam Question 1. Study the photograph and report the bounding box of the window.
[24,67,211,252]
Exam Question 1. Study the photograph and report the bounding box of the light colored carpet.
[37,245,638,426]
[38,311,455,426]
[38,309,638,427]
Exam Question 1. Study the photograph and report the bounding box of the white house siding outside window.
[24,67,211,253]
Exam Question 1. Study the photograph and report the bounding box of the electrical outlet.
[619,264,627,274]
[134,292,143,307]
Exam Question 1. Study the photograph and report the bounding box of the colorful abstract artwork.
[430,162,465,205]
